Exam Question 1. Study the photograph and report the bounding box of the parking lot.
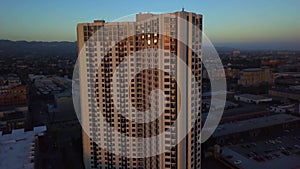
[221,130,300,169]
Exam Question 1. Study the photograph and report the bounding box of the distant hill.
[0,40,298,58]
[0,40,77,58]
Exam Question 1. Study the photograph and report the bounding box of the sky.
[0,0,300,49]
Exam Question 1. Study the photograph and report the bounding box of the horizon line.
[1,39,300,51]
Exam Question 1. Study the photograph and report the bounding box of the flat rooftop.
[212,114,300,137]
[243,68,263,72]
[0,126,46,169]
[202,102,268,122]
[270,88,300,95]
[223,103,267,117]
[236,94,272,101]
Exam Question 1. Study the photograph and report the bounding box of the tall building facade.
[77,11,202,169]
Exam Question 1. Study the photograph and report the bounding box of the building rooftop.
[243,68,263,72]
[223,103,267,116]
[30,75,72,95]
[270,88,300,95]
[212,114,300,137]
[0,126,46,169]
[236,94,272,101]
[202,90,233,97]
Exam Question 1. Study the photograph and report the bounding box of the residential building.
[77,10,202,169]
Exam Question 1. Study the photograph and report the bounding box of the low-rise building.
[218,103,271,124]
[0,106,28,133]
[238,68,274,86]
[203,99,238,111]
[234,94,272,104]
[0,85,27,106]
[232,50,241,56]
[269,88,300,101]
[0,126,47,169]
[29,74,71,97]
[209,114,300,144]
[269,104,298,113]
[225,68,239,79]
[0,74,22,87]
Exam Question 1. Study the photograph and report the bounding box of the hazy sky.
[0,0,299,48]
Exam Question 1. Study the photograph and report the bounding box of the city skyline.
[1,0,300,50]
[0,2,299,169]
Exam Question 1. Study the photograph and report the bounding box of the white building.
[77,11,202,169]
[0,126,47,169]
[235,94,272,104]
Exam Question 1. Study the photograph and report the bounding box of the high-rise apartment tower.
[77,10,202,169]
